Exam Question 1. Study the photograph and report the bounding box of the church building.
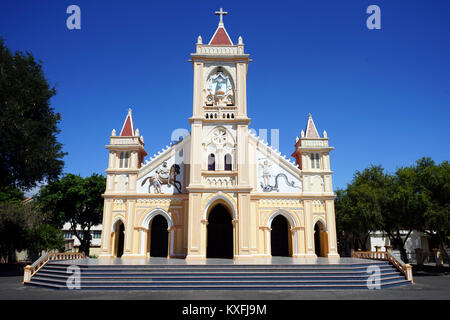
[99,9,339,261]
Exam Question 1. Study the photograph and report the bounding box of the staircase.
[25,260,411,290]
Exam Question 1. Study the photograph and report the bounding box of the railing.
[352,251,414,283]
[23,252,85,283]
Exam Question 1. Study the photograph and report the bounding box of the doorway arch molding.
[266,209,299,229]
[313,216,329,257]
[263,209,300,257]
[312,216,328,231]
[111,215,125,232]
[138,208,175,257]
[202,193,237,220]
[111,217,125,258]
[202,193,238,258]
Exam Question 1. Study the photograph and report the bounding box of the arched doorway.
[113,220,125,258]
[207,203,233,259]
[314,221,328,257]
[149,215,169,257]
[271,215,291,257]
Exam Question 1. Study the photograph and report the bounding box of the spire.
[209,8,233,45]
[120,108,135,136]
[305,113,320,138]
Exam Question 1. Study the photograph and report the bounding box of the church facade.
[99,10,339,261]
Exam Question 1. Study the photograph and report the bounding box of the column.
[325,199,340,258]
[99,199,113,259]
[186,193,205,260]
[303,200,316,257]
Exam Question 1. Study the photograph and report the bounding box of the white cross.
[215,8,228,26]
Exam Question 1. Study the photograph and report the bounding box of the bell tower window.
[224,154,232,171]
[208,154,216,171]
[310,153,320,169]
[119,151,130,168]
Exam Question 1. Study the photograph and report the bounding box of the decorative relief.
[112,199,126,211]
[197,46,238,55]
[312,200,325,213]
[140,161,182,194]
[115,174,128,193]
[301,140,328,148]
[204,176,236,188]
[259,159,302,192]
[258,198,303,208]
[310,175,324,193]
[205,67,234,107]
[136,198,182,205]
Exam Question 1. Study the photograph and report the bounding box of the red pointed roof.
[209,27,233,45]
[305,114,320,138]
[120,109,135,136]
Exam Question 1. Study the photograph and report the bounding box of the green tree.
[413,158,450,259]
[335,166,386,255]
[0,199,63,263]
[0,38,65,191]
[27,222,64,261]
[381,169,421,263]
[0,201,29,263]
[37,174,106,256]
[0,186,24,202]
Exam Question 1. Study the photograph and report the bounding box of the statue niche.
[206,67,234,107]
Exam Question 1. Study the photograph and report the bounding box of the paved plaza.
[1,271,449,300]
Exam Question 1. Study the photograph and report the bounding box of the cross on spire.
[215,8,228,26]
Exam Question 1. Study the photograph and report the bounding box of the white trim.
[119,109,135,136]
[202,194,236,220]
[267,209,298,229]
[140,208,175,257]
[266,209,299,256]
[208,25,233,45]
[313,216,328,231]
[111,217,125,233]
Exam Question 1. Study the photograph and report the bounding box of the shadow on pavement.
[0,262,29,277]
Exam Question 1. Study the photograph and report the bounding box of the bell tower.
[186,8,252,260]
[291,114,339,258]
[101,109,147,259]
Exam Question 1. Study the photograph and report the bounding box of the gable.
[137,137,189,194]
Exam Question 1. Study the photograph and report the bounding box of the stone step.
[46,262,389,269]
[26,259,410,290]
[41,264,395,273]
[33,272,403,281]
[32,275,406,285]
[26,279,411,290]
[36,269,399,278]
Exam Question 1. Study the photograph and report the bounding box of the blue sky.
[1,0,449,192]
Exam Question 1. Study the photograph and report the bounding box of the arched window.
[206,113,209,119]
[119,151,130,168]
[310,153,320,169]
[208,154,216,171]
[224,154,232,171]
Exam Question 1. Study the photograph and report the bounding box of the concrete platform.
[52,257,380,266]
